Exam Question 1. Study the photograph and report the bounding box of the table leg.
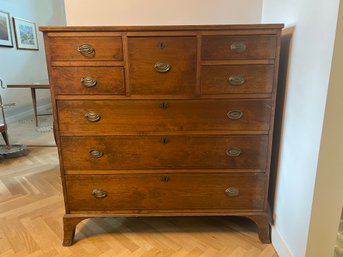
[1,131,9,146]
[30,88,38,127]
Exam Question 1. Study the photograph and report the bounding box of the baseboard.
[272,226,294,257]
[4,98,52,123]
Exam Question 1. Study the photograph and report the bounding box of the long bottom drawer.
[65,173,266,211]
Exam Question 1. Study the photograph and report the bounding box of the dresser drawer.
[201,65,274,95]
[61,135,268,170]
[51,67,125,95]
[201,35,277,60]
[65,173,265,211]
[128,37,197,95]
[57,99,272,133]
[48,35,123,61]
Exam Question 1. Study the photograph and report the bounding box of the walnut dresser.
[40,24,283,246]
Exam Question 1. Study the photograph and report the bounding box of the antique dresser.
[40,24,283,246]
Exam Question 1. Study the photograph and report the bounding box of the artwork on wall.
[12,17,38,50]
[0,10,13,47]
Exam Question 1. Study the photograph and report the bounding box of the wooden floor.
[0,147,278,257]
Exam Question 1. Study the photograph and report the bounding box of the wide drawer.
[60,135,268,170]
[128,37,197,95]
[57,99,272,134]
[201,65,274,95]
[51,67,125,94]
[65,173,266,211]
[48,35,123,61]
[201,35,277,60]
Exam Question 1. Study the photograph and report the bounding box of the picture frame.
[0,10,13,47]
[12,17,38,50]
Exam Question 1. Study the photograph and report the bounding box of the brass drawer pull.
[226,148,241,157]
[230,42,247,53]
[160,176,170,182]
[159,102,169,109]
[227,110,243,120]
[77,44,95,57]
[81,77,97,87]
[160,137,169,144]
[85,112,101,122]
[225,187,240,197]
[89,149,103,158]
[228,75,246,86]
[154,62,171,73]
[91,189,107,199]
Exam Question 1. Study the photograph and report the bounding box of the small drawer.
[48,35,123,61]
[128,37,197,95]
[60,135,269,170]
[51,67,125,95]
[201,65,274,95]
[57,99,272,134]
[201,35,277,60]
[65,173,266,211]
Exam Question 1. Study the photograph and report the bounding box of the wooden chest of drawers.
[40,24,283,246]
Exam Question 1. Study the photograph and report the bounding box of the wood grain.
[60,135,269,170]
[57,99,272,134]
[51,66,125,95]
[65,173,266,211]
[201,35,277,60]
[201,65,274,95]
[128,37,197,95]
[49,36,123,61]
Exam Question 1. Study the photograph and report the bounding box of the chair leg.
[1,131,9,146]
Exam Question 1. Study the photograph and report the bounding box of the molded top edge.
[39,24,284,32]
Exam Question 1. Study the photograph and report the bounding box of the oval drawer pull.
[160,176,170,182]
[77,44,95,57]
[226,148,242,157]
[159,102,169,109]
[228,75,246,86]
[225,187,240,197]
[81,77,97,87]
[230,42,247,53]
[89,149,103,158]
[91,189,107,199]
[85,112,101,122]
[154,62,171,73]
[227,110,243,120]
[160,137,169,144]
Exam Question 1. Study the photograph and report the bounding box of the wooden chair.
[0,123,9,146]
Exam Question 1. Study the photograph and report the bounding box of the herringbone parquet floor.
[0,147,278,257]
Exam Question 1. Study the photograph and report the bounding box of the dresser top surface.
[39,24,284,32]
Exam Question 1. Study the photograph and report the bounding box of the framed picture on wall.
[0,10,13,47]
[12,17,38,50]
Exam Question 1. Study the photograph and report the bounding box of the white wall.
[64,0,263,25]
[262,0,340,256]
[306,3,343,256]
[0,0,66,118]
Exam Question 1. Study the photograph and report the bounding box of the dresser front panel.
[51,67,125,95]
[57,99,272,134]
[60,135,268,170]
[128,37,197,95]
[41,25,283,244]
[201,35,277,60]
[65,173,265,211]
[201,65,274,95]
[48,35,123,61]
